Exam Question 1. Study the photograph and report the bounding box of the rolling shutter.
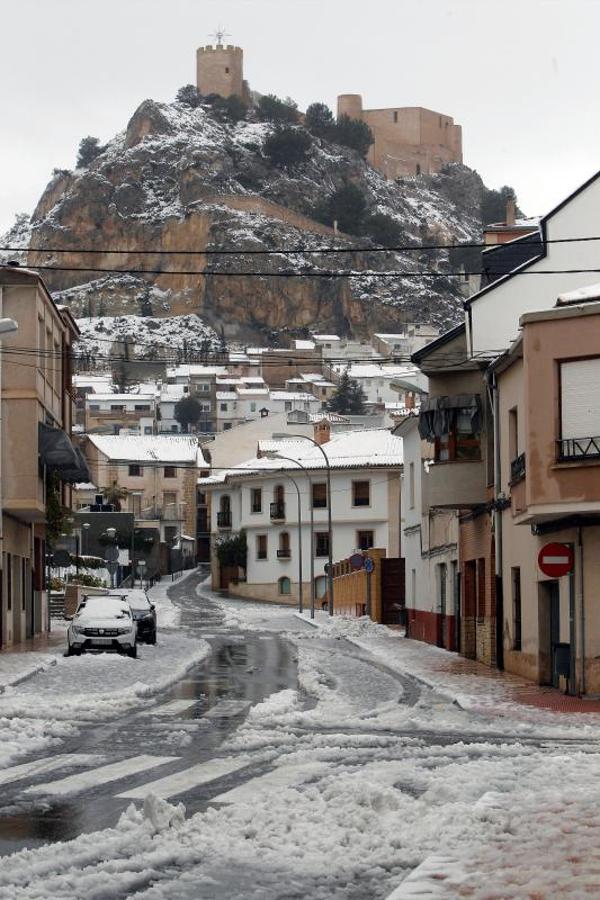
[561,358,600,439]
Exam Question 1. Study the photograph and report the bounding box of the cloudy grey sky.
[1,0,599,233]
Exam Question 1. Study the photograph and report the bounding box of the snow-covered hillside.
[75,314,221,360]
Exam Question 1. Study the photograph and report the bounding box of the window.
[251,487,262,513]
[220,403,228,412]
[171,424,178,432]
[352,480,370,507]
[198,384,210,392]
[435,411,481,462]
[278,532,291,558]
[315,532,329,557]
[409,462,415,509]
[508,407,519,462]
[164,466,176,478]
[312,482,327,509]
[560,358,600,457]
[512,567,522,651]
[393,110,398,123]
[356,530,374,550]
[278,576,291,595]
[250,402,257,413]
[144,426,153,435]
[134,404,151,411]
[163,492,177,510]
[129,464,143,477]
[89,404,100,412]
[129,494,142,516]
[256,534,268,560]
[224,422,232,430]
[111,405,125,412]
[225,66,230,73]
[285,401,292,412]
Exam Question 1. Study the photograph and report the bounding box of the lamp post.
[265,454,315,619]
[82,522,90,557]
[104,526,117,588]
[285,434,334,616]
[137,558,146,590]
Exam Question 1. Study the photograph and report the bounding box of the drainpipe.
[579,527,585,695]
[488,369,504,671]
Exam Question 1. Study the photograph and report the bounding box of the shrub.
[215,531,247,572]
[333,114,374,159]
[176,84,202,107]
[315,182,367,235]
[264,127,312,168]
[305,102,335,137]
[364,212,403,246]
[211,94,248,123]
[76,136,106,168]
[481,185,521,225]
[257,93,299,124]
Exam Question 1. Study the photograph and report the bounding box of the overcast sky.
[1,0,599,233]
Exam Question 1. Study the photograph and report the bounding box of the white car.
[67,595,138,658]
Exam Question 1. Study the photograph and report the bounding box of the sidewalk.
[0,624,66,691]
[296,610,600,720]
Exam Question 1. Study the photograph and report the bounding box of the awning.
[418,394,481,441]
[38,424,92,483]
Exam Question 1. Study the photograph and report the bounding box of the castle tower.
[337,94,363,121]
[196,43,244,98]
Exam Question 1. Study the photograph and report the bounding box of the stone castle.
[196,41,462,179]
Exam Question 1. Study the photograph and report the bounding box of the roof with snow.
[86,393,156,403]
[312,334,340,342]
[270,392,319,402]
[557,282,600,304]
[167,365,228,378]
[216,391,238,400]
[200,429,402,485]
[87,434,208,465]
[294,339,316,350]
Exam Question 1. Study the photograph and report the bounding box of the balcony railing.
[217,510,232,529]
[277,548,291,559]
[270,501,286,521]
[510,452,526,484]
[558,437,600,461]
[137,502,186,521]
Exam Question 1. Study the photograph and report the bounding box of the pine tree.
[327,370,367,414]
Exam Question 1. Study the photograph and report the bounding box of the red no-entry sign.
[538,542,574,578]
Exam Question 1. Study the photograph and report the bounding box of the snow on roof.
[294,339,316,350]
[216,391,238,400]
[312,334,340,342]
[270,392,319,402]
[373,333,407,340]
[87,434,208,465]
[308,412,349,423]
[557,282,600,304]
[160,384,187,401]
[300,373,326,382]
[86,393,156,403]
[74,481,97,491]
[166,365,228,378]
[237,388,269,397]
[339,364,418,379]
[241,376,266,384]
[200,429,402,485]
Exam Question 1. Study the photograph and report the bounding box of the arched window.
[278,576,291,595]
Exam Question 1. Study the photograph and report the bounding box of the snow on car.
[67,595,137,658]
[109,589,157,645]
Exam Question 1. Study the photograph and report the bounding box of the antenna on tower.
[210,25,230,46]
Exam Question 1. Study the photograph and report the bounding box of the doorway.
[538,580,560,687]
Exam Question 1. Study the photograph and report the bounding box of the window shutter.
[561,359,600,439]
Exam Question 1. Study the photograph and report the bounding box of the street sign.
[364,557,375,575]
[105,545,119,563]
[538,542,574,578]
[349,553,365,571]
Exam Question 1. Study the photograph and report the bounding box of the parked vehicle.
[113,589,157,645]
[67,595,137,658]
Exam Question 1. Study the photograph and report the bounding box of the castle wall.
[197,44,244,98]
[337,95,463,179]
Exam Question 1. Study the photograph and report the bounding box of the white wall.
[470,175,600,354]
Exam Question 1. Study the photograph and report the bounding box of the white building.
[329,364,428,406]
[395,416,459,651]
[201,424,403,605]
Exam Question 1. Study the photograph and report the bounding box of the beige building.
[495,289,600,695]
[337,94,462,179]
[85,392,156,434]
[0,266,84,647]
[83,435,208,565]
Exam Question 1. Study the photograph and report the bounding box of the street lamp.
[275,434,334,616]
[82,522,90,556]
[264,454,315,619]
[137,559,146,589]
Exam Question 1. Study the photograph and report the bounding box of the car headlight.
[71,625,84,635]
[117,627,133,635]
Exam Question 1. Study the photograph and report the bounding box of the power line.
[7,233,600,256]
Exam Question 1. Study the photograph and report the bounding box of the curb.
[0,655,59,693]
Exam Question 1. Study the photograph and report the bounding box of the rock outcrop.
[11,99,489,340]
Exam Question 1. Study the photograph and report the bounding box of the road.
[0,573,599,899]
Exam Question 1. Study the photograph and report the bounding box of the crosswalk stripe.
[24,754,179,797]
[141,699,200,717]
[211,762,328,805]
[0,754,103,788]
[204,700,250,719]
[117,756,252,800]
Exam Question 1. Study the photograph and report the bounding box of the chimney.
[505,197,516,226]
[314,418,331,445]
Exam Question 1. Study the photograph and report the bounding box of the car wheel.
[148,632,157,645]
[127,644,138,659]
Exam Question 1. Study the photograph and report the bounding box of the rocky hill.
[3,97,491,342]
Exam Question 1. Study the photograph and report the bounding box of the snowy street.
[0,572,600,898]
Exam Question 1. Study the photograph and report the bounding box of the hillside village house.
[0,266,87,648]
[82,435,208,570]
[84,392,156,434]
[395,415,459,650]
[201,424,403,606]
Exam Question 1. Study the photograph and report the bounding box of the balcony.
[137,502,186,522]
[217,510,232,529]
[510,452,526,484]
[277,548,291,559]
[270,501,286,522]
[427,459,487,509]
[558,437,600,462]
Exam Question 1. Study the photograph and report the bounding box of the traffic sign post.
[364,556,374,619]
[537,543,574,578]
